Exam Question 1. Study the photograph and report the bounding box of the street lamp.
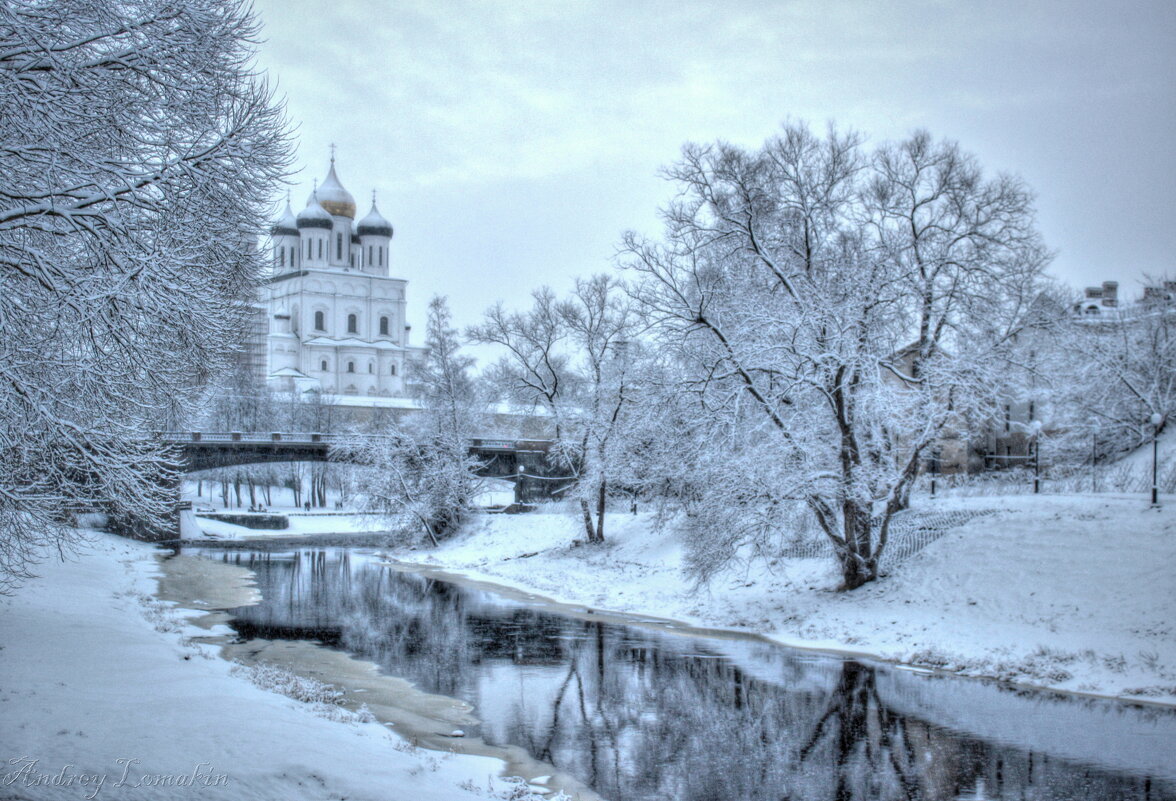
[1151,413,1163,507]
[1030,420,1042,494]
[1090,417,1100,494]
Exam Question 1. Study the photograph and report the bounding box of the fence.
[778,508,998,571]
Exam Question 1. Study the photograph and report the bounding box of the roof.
[296,195,333,230]
[269,367,309,378]
[270,200,298,236]
[357,201,393,238]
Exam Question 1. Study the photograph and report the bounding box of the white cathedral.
[264,155,423,401]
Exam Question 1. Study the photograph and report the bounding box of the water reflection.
[207,548,1176,801]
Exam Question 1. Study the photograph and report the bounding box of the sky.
[251,0,1176,339]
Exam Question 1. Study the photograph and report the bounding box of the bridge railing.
[161,432,341,445]
[161,432,555,451]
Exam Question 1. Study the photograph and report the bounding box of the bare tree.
[0,0,292,589]
[470,278,639,543]
[469,287,576,438]
[624,124,1048,589]
[559,275,639,543]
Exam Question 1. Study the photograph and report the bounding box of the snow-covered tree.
[470,277,640,543]
[0,0,291,589]
[1045,284,1175,461]
[340,297,482,545]
[470,287,576,438]
[558,275,640,542]
[624,124,1048,589]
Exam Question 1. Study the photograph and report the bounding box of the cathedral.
[264,155,423,400]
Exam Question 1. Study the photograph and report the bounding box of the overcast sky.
[252,0,1175,338]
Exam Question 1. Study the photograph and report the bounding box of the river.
[159,544,1176,801]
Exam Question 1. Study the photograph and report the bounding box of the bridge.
[160,431,575,504]
[164,431,556,474]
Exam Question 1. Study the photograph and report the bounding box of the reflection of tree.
[797,661,922,799]
[213,550,1167,801]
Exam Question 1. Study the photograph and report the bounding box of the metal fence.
[779,508,997,570]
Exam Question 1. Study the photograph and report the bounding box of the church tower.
[263,152,422,400]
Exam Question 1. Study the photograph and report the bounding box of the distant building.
[264,154,424,400]
[1141,279,1176,308]
[1074,280,1119,316]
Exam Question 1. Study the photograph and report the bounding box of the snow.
[0,532,552,801]
[1114,424,1175,478]
[412,493,1176,706]
[189,512,385,540]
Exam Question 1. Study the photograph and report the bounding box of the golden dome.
[309,160,356,219]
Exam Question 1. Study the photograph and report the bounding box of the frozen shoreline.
[404,493,1176,708]
[0,531,557,801]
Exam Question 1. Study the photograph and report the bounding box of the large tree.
[0,0,291,589]
[624,124,1048,589]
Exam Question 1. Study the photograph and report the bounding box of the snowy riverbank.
[0,532,557,801]
[412,493,1176,706]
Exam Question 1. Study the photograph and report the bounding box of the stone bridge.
[155,432,576,534]
[164,431,565,481]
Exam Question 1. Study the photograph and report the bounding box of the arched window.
[336,233,343,261]
[347,313,358,334]
[379,316,389,336]
[320,359,328,371]
[317,239,323,259]
[314,311,325,331]
[379,247,384,267]
[367,362,373,374]
[290,246,296,266]
[306,239,312,259]
[367,245,372,266]
[390,363,397,376]
[347,361,355,373]
[278,248,285,268]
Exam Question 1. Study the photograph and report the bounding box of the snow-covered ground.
[0,531,557,801]
[410,493,1176,706]
[190,511,386,540]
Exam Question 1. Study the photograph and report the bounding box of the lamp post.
[1030,420,1042,494]
[1151,413,1163,507]
[1090,417,1099,494]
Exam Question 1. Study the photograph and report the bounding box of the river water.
[167,545,1176,801]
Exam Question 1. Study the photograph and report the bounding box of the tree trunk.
[837,500,878,590]
[594,479,607,543]
[578,498,595,543]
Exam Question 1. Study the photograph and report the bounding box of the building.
[264,155,424,400]
[1074,280,1119,316]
